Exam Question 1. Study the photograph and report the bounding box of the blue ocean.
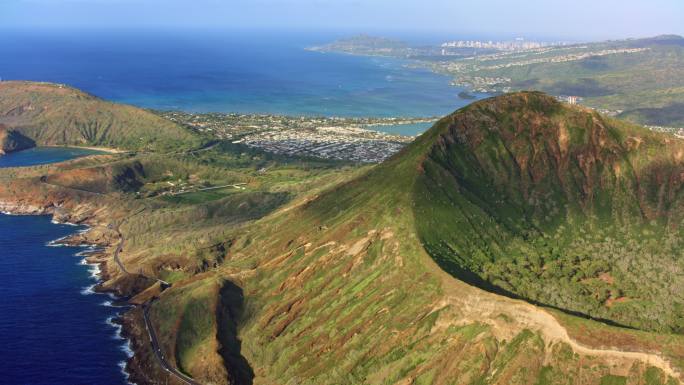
[0,149,130,384]
[0,214,130,385]
[0,29,481,121]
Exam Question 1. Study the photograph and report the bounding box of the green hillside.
[412,92,684,332]
[0,81,201,151]
[141,93,683,384]
[2,90,682,385]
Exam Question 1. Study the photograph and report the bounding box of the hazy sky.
[2,0,683,40]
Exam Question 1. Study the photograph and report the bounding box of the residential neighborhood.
[158,111,424,163]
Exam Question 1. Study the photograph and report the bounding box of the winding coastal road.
[111,209,197,385]
[111,207,146,274]
[143,302,202,385]
[39,175,105,196]
[112,226,130,275]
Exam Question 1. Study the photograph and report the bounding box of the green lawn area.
[159,186,239,204]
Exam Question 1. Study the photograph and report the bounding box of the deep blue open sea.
[0,215,131,385]
[0,149,130,384]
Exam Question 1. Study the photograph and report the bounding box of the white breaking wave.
[46,236,70,247]
[120,340,134,358]
[107,316,134,355]
[88,264,101,280]
[75,247,98,257]
[81,284,96,295]
[52,219,79,226]
[111,318,135,384]
[47,218,136,384]
[118,360,134,385]
[107,316,124,339]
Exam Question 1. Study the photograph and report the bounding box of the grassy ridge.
[0,81,201,152]
[149,94,682,384]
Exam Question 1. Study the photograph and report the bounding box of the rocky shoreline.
[0,199,167,385]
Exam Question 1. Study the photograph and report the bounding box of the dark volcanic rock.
[0,124,35,155]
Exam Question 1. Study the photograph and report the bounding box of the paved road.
[39,175,105,196]
[37,150,206,384]
[143,302,202,385]
[111,208,190,384]
[168,182,247,196]
[112,224,130,274]
[167,140,221,157]
[185,140,220,154]
[112,226,169,286]
[111,207,147,275]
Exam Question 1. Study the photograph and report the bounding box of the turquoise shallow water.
[0,147,104,168]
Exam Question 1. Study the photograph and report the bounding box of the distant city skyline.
[1,0,683,41]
